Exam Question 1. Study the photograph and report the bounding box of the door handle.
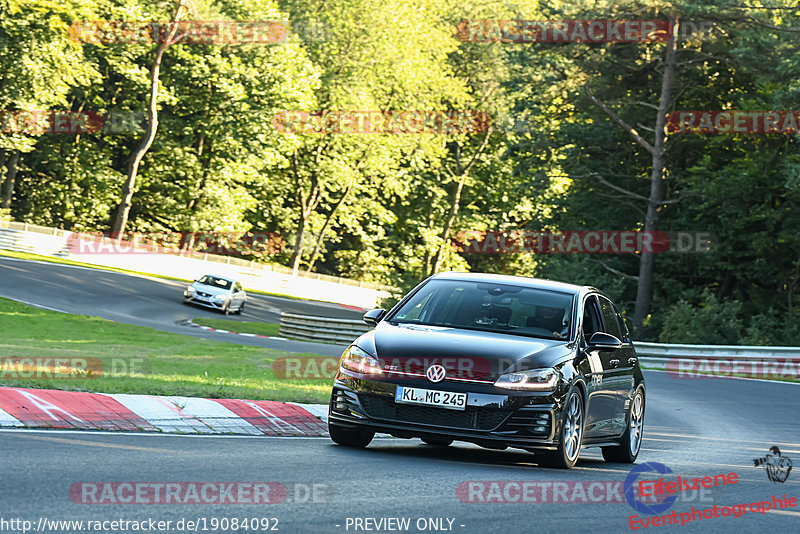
[628,357,638,365]
[609,359,619,368]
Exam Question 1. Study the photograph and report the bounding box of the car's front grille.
[358,394,510,430]
[197,291,212,297]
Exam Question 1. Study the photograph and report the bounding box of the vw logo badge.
[426,364,446,383]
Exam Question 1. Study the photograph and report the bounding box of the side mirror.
[363,308,387,326]
[587,332,622,349]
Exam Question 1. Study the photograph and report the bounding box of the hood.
[356,321,574,381]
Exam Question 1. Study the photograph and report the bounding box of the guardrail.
[0,226,70,256]
[279,313,372,345]
[0,220,394,308]
[633,341,800,372]
[278,314,800,377]
[633,341,800,359]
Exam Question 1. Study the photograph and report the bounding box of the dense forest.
[1,0,799,343]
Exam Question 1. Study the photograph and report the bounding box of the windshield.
[197,276,232,290]
[389,279,574,340]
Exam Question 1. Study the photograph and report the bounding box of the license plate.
[395,386,467,411]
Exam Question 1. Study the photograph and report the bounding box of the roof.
[431,271,596,295]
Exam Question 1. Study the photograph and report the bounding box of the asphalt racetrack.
[0,256,361,355]
[1,372,798,533]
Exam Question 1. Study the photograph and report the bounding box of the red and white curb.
[0,387,329,436]
[180,319,289,341]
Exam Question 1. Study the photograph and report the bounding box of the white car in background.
[183,274,247,315]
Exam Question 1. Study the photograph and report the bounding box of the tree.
[112,0,190,236]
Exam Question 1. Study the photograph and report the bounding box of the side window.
[598,297,623,339]
[582,296,602,339]
[612,302,630,341]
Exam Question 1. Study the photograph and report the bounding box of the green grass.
[192,317,282,338]
[0,297,333,403]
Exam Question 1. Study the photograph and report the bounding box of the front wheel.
[602,387,645,463]
[538,388,584,469]
[329,423,374,448]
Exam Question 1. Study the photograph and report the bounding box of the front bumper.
[328,374,566,451]
[184,294,227,310]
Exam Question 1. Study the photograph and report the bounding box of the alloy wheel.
[563,392,583,461]
[629,390,644,455]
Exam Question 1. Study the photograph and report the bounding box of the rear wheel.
[602,387,645,463]
[328,423,374,448]
[421,438,453,447]
[538,388,584,469]
[235,301,245,315]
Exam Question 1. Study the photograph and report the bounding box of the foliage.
[659,291,743,344]
[1,0,799,342]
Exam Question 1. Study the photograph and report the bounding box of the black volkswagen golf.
[328,272,645,468]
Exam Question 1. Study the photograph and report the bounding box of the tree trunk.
[1,150,19,209]
[289,149,321,274]
[431,173,467,274]
[111,0,187,238]
[306,185,350,272]
[430,131,491,274]
[420,191,438,280]
[0,149,6,207]
[632,18,679,334]
[290,214,307,273]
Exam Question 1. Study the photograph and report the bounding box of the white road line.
[643,368,800,386]
[0,428,328,439]
[766,509,800,517]
[0,295,70,314]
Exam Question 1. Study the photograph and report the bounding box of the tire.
[222,301,231,315]
[235,301,244,315]
[328,422,374,448]
[602,387,645,463]
[538,388,585,469]
[421,438,453,447]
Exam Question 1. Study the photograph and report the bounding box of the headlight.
[186,286,196,293]
[339,345,383,376]
[213,295,225,301]
[494,367,558,391]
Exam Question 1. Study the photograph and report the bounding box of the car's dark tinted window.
[611,300,630,340]
[390,279,573,340]
[598,296,623,339]
[198,275,232,290]
[582,296,602,338]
